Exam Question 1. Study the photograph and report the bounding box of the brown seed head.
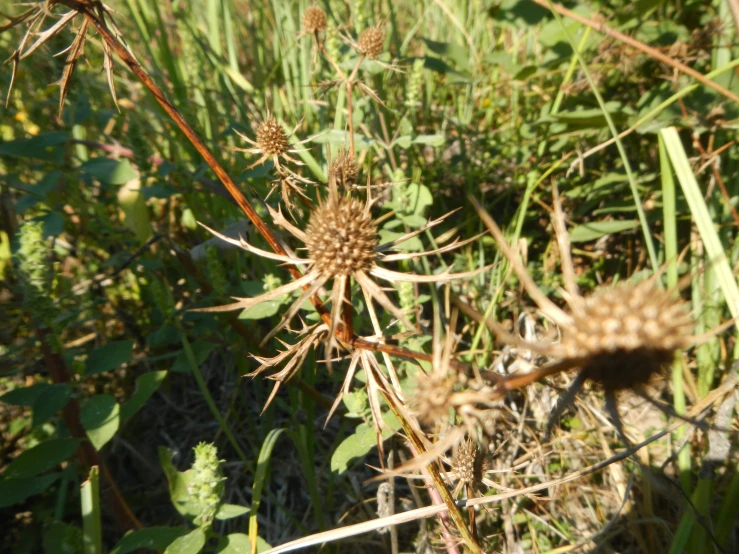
[411,372,454,425]
[330,150,359,187]
[452,438,486,488]
[305,196,378,276]
[356,25,385,58]
[302,6,327,34]
[256,116,290,157]
[560,281,694,390]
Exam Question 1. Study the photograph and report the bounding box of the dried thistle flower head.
[451,438,487,490]
[195,176,483,353]
[302,6,327,34]
[356,24,385,58]
[306,195,377,275]
[234,113,313,181]
[560,281,693,391]
[411,371,454,425]
[329,149,359,187]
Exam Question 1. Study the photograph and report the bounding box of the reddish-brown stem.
[36,328,141,532]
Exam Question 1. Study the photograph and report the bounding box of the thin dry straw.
[261,375,736,553]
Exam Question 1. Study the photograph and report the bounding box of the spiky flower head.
[256,116,290,157]
[560,281,693,391]
[329,149,359,187]
[302,6,327,34]
[356,24,385,58]
[305,195,378,276]
[411,371,454,425]
[451,438,487,489]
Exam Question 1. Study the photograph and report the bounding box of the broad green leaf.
[80,395,120,450]
[331,415,399,474]
[40,211,65,237]
[1,383,52,406]
[120,371,168,421]
[80,158,137,185]
[216,533,270,553]
[43,521,83,554]
[311,129,374,151]
[215,503,250,520]
[110,527,188,554]
[4,439,81,478]
[86,340,134,375]
[569,220,639,243]
[159,447,204,519]
[0,473,61,508]
[118,178,153,243]
[163,528,206,554]
[239,299,284,320]
[32,384,73,428]
[405,183,433,215]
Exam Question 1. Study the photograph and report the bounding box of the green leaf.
[215,503,250,520]
[171,342,214,374]
[0,473,61,508]
[405,183,433,215]
[163,528,206,554]
[0,131,68,161]
[80,158,137,185]
[411,134,445,147]
[43,521,83,554]
[86,340,134,375]
[80,395,120,451]
[40,211,65,237]
[4,439,81,478]
[120,371,168,421]
[331,416,399,474]
[239,298,284,320]
[569,220,639,243]
[159,447,204,519]
[249,430,285,546]
[32,384,73,428]
[110,527,188,554]
[311,129,374,150]
[1,383,53,406]
[217,533,270,554]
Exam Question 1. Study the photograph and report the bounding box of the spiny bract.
[330,150,359,187]
[305,195,378,276]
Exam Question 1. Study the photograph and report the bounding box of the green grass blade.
[249,429,286,552]
[659,127,739,320]
[80,466,102,554]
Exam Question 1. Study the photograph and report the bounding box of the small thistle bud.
[256,116,290,157]
[561,281,694,391]
[329,149,359,187]
[411,372,453,425]
[305,196,378,277]
[302,6,327,34]
[356,24,385,59]
[188,442,225,528]
[452,438,486,488]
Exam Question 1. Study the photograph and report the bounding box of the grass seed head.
[256,116,290,157]
[356,24,385,58]
[561,281,694,390]
[329,149,359,187]
[302,6,327,34]
[305,195,378,277]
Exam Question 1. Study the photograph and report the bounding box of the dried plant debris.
[1,0,125,114]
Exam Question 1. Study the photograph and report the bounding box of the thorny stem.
[383,390,483,553]
[80,8,438,367]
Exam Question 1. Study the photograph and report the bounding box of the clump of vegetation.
[1,1,737,553]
